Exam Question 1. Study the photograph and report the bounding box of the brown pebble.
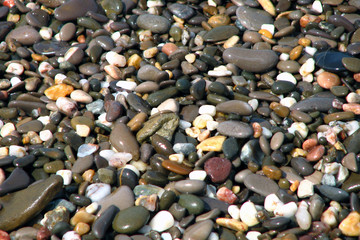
[306,145,325,162]
[162,160,192,175]
[317,72,340,89]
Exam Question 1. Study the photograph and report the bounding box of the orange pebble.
[290,180,300,192]
[317,72,340,89]
[162,43,178,56]
[44,83,74,100]
[258,29,273,39]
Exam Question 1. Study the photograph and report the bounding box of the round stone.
[204,157,232,183]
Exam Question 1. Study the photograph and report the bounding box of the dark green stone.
[178,194,204,215]
[112,206,150,234]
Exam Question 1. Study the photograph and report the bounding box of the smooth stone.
[236,6,273,31]
[223,47,278,73]
[178,194,204,215]
[126,93,151,115]
[281,166,303,183]
[240,139,265,165]
[314,50,352,72]
[216,100,253,115]
[347,42,360,55]
[0,175,63,231]
[204,157,232,183]
[271,81,295,94]
[33,41,69,55]
[79,63,100,75]
[200,197,229,213]
[13,155,35,168]
[182,220,213,240]
[173,143,196,156]
[110,123,139,160]
[291,157,314,176]
[342,173,360,192]
[328,14,355,32]
[342,57,360,72]
[0,167,30,196]
[168,3,195,19]
[149,210,174,232]
[72,155,93,174]
[324,111,354,124]
[6,25,41,45]
[248,91,280,102]
[146,87,179,107]
[270,132,284,150]
[118,168,138,189]
[222,137,239,160]
[92,205,119,239]
[263,217,291,230]
[277,60,301,73]
[202,26,240,42]
[217,121,253,138]
[244,174,279,196]
[97,186,134,216]
[59,22,76,41]
[174,180,206,195]
[290,97,335,112]
[112,206,150,234]
[137,65,168,82]
[54,0,98,21]
[342,152,358,172]
[17,120,43,133]
[344,128,360,155]
[142,170,168,187]
[162,160,192,175]
[151,134,174,156]
[316,185,349,202]
[136,14,171,34]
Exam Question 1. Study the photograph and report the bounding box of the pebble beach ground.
[1,0,360,239]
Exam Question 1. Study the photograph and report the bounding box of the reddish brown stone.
[204,157,231,183]
[37,226,51,240]
[0,230,10,240]
[216,187,237,204]
[161,160,192,175]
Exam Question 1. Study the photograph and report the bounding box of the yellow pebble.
[44,84,74,100]
[298,37,311,47]
[216,218,248,232]
[193,114,213,129]
[155,62,162,70]
[70,211,95,226]
[339,211,360,237]
[127,54,142,69]
[289,45,303,60]
[74,222,90,236]
[258,29,273,39]
[196,135,226,152]
[291,148,308,157]
[82,169,95,182]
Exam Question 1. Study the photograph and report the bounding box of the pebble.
[136,14,171,34]
[244,174,279,196]
[149,210,174,232]
[112,206,150,234]
[236,6,273,31]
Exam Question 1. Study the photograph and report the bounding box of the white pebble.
[39,130,53,142]
[116,81,137,91]
[297,179,314,198]
[193,114,213,129]
[169,153,184,164]
[276,72,297,85]
[37,116,50,125]
[99,149,116,161]
[85,202,99,214]
[264,194,284,212]
[246,231,261,240]
[346,92,360,103]
[206,120,219,131]
[208,232,219,240]
[96,113,112,128]
[76,124,90,137]
[248,99,259,111]
[228,205,240,220]
[302,73,313,83]
[9,146,26,157]
[274,201,298,218]
[208,65,232,77]
[106,51,126,67]
[261,127,272,138]
[288,122,308,138]
[149,210,174,232]
[111,31,121,42]
[77,143,99,158]
[161,233,172,240]
[0,122,15,137]
[150,108,159,115]
[323,162,340,174]
[185,53,196,63]
[312,0,323,13]
[261,24,275,35]
[305,46,317,56]
[345,120,359,136]
[62,231,81,240]
[189,170,207,181]
[157,98,180,113]
[10,77,21,86]
[280,97,296,108]
[239,201,259,227]
[39,27,52,40]
[38,61,54,75]
[70,90,93,104]
[56,169,72,185]
[199,105,216,116]
[337,165,348,184]
[279,53,289,61]
[321,206,338,227]
[109,152,133,168]
[296,201,312,230]
[179,120,191,130]
[56,97,77,116]
[85,183,111,202]
[6,63,24,75]
[299,58,315,76]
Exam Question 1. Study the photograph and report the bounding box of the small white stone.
[248,99,259,111]
[147,0,164,7]
[26,2,37,10]
[96,113,112,128]
[264,194,284,212]
[199,105,216,116]
[305,46,317,56]
[106,51,126,67]
[346,92,360,103]
[85,202,99,214]
[56,169,72,185]
[179,120,191,130]
[150,108,159,115]
[279,53,290,61]
[312,0,323,13]
[276,72,297,85]
[38,61,54,75]
[228,205,240,220]
[223,35,239,49]
[208,232,219,240]
[208,65,232,77]
[206,120,219,131]
[70,90,93,103]
[295,201,312,230]
[10,77,21,86]
[0,147,8,156]
[9,145,26,157]
[280,97,297,108]
[37,116,50,125]
[116,81,137,91]
[169,153,184,164]
[262,127,273,138]
[39,27,52,40]
[261,24,275,35]
[299,58,315,76]
[321,206,338,228]
[111,31,121,42]
[239,201,259,227]
[274,201,298,218]
[6,63,24,75]
[157,98,180,113]
[86,183,111,202]
[0,122,15,137]
[302,73,314,83]
[323,162,340,174]
[246,231,261,240]
[337,165,348,184]
[149,210,174,232]
[344,120,359,136]
[54,73,67,83]
[109,152,133,168]
[185,53,196,63]
[161,233,172,240]
[62,231,81,240]
[56,97,77,116]
[76,124,91,137]
[297,179,314,198]
[288,122,308,138]
[143,47,158,58]
[99,149,116,161]
[193,114,213,129]
[194,35,203,46]
[77,143,99,158]
[189,170,207,181]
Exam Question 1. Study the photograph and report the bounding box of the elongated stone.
[216,100,253,115]
[110,123,139,160]
[244,174,279,196]
[217,121,253,138]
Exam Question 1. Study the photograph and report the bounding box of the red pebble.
[204,157,231,183]
[2,0,14,8]
[37,226,51,240]
[216,187,237,204]
[0,230,10,240]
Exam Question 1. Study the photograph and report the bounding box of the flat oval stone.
[183,220,213,240]
[262,217,290,230]
[92,205,119,239]
[54,0,98,21]
[178,194,204,215]
[136,14,171,34]
[17,120,43,133]
[236,6,273,31]
[216,100,253,115]
[110,123,139,160]
[0,168,30,196]
[0,175,63,231]
[33,41,69,55]
[291,157,314,176]
[202,26,240,42]
[204,157,232,183]
[314,50,352,72]
[290,97,335,112]
[174,180,206,195]
[244,174,279,196]
[342,57,360,72]
[217,121,253,138]
[223,47,278,73]
[112,206,150,234]
[97,186,134,216]
[168,3,195,20]
[6,25,41,45]
[316,185,349,202]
